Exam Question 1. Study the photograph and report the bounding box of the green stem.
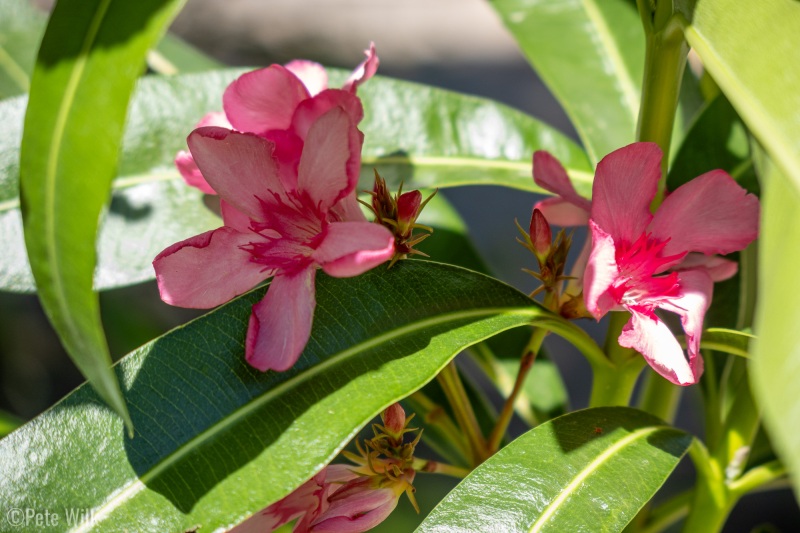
[436,361,487,464]
[589,358,644,407]
[713,369,760,480]
[638,370,681,423]
[636,9,689,204]
[412,458,471,479]
[730,460,787,497]
[638,489,692,533]
[684,439,734,533]
[487,327,547,453]
[407,391,471,466]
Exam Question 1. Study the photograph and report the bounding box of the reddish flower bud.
[381,403,406,440]
[396,191,422,237]
[529,208,552,261]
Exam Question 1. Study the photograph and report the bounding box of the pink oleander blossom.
[581,142,759,385]
[175,44,379,193]
[231,464,412,533]
[153,107,394,372]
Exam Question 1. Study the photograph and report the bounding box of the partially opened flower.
[583,142,759,385]
[154,107,394,372]
[176,44,379,193]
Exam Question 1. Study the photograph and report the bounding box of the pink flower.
[153,106,394,372]
[176,44,379,193]
[582,143,759,385]
[231,464,412,533]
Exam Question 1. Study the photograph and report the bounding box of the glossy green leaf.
[1,68,590,293]
[0,261,593,532]
[750,150,800,501]
[19,0,186,433]
[676,0,800,193]
[490,0,643,163]
[0,0,46,99]
[418,407,691,532]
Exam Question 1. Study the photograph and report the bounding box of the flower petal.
[584,220,621,318]
[285,59,328,96]
[298,107,363,210]
[188,127,283,221]
[313,480,398,533]
[532,150,591,214]
[674,253,738,282]
[618,310,697,385]
[658,269,713,381]
[330,193,368,223]
[223,64,310,134]
[153,227,269,309]
[290,89,364,141]
[343,42,379,93]
[591,142,661,244]
[175,150,215,195]
[245,268,317,372]
[533,197,590,226]
[648,169,760,256]
[220,200,252,233]
[314,222,395,277]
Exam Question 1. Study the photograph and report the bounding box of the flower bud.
[529,208,552,262]
[381,403,406,441]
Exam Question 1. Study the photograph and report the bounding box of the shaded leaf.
[0,0,46,98]
[0,261,595,532]
[418,407,691,532]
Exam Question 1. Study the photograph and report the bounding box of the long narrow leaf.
[19,0,185,431]
[417,407,691,532]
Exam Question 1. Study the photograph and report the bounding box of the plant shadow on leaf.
[108,194,153,221]
[112,261,537,519]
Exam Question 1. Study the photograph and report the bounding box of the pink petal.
[591,142,661,244]
[533,197,590,227]
[583,220,621,318]
[153,227,270,309]
[674,253,738,282]
[618,310,696,386]
[342,42,380,93]
[290,89,364,141]
[313,483,398,533]
[220,200,253,233]
[223,64,310,134]
[648,169,760,257]
[285,59,328,96]
[298,107,362,210]
[314,222,395,277]
[245,268,317,372]
[330,193,368,223]
[188,127,283,221]
[175,150,216,195]
[658,269,713,381]
[532,151,591,214]
[263,128,305,193]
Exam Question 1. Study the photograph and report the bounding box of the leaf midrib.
[72,305,542,532]
[529,426,666,532]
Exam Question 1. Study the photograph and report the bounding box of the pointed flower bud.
[381,403,407,441]
[529,208,552,262]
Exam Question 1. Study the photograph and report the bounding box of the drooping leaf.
[750,149,800,502]
[417,407,692,532]
[490,0,644,163]
[19,0,186,432]
[0,0,47,99]
[676,0,800,193]
[698,328,753,359]
[1,68,590,293]
[0,261,599,532]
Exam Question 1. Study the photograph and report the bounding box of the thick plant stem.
[589,358,644,407]
[436,361,487,464]
[487,327,547,453]
[638,370,681,423]
[636,10,689,204]
[684,440,734,533]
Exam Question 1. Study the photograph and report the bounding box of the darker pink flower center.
[609,232,685,308]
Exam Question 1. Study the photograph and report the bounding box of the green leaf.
[698,328,753,358]
[0,0,47,99]
[490,0,643,163]
[1,68,590,293]
[750,150,800,501]
[676,0,800,193]
[417,407,692,532]
[19,0,186,432]
[0,408,22,438]
[0,262,581,532]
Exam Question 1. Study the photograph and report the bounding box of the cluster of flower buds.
[516,208,573,309]
[364,170,437,267]
[236,404,420,533]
